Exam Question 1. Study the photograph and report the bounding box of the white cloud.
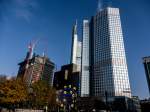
[11,0,39,22]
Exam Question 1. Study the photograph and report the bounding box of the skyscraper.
[81,20,90,97]
[70,21,82,71]
[90,7,131,97]
[76,41,82,71]
[71,21,78,64]
[143,56,150,94]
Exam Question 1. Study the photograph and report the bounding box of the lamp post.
[28,87,33,109]
[63,98,66,112]
[45,105,48,112]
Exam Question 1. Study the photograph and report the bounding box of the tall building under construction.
[17,44,55,86]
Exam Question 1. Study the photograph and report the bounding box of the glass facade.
[76,41,82,71]
[81,20,90,97]
[91,7,131,97]
[70,22,78,64]
[70,21,82,72]
[143,57,150,94]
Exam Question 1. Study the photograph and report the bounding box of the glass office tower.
[143,56,150,94]
[70,21,82,72]
[71,21,78,64]
[91,7,131,97]
[81,20,90,97]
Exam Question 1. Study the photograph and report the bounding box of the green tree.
[30,80,57,110]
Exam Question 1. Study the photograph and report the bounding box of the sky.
[0,0,150,99]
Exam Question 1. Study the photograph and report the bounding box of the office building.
[77,96,141,112]
[70,21,82,71]
[53,64,80,111]
[53,64,80,92]
[143,56,150,94]
[90,7,131,97]
[76,41,82,71]
[53,64,79,110]
[140,99,150,112]
[81,20,90,97]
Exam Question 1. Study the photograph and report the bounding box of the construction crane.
[28,39,39,59]
[23,39,39,84]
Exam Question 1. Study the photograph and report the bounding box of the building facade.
[53,64,79,111]
[90,7,131,97]
[17,51,55,86]
[143,56,150,94]
[70,21,82,72]
[140,99,150,112]
[81,20,90,97]
[76,41,82,71]
[53,64,80,92]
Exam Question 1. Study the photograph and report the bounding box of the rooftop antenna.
[74,19,78,34]
[75,19,77,26]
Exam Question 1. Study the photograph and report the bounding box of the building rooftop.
[143,56,150,63]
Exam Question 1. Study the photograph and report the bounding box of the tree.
[0,78,28,109]
[30,80,57,110]
[0,78,57,111]
[0,75,7,84]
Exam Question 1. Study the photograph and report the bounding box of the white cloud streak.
[3,0,39,22]
[14,0,39,22]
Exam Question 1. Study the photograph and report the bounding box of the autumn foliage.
[0,77,56,110]
[0,78,28,104]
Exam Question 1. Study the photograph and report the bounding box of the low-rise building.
[53,64,80,111]
[140,99,150,112]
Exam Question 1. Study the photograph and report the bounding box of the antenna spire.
[74,20,77,34]
[75,19,77,26]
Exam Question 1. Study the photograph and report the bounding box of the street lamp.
[63,98,66,112]
[56,98,60,112]
[28,87,33,109]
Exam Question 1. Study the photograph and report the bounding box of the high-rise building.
[70,21,82,71]
[90,7,131,97]
[143,56,150,94]
[71,21,78,64]
[17,48,55,86]
[81,20,90,97]
[76,41,82,71]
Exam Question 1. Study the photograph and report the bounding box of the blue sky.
[0,0,150,99]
